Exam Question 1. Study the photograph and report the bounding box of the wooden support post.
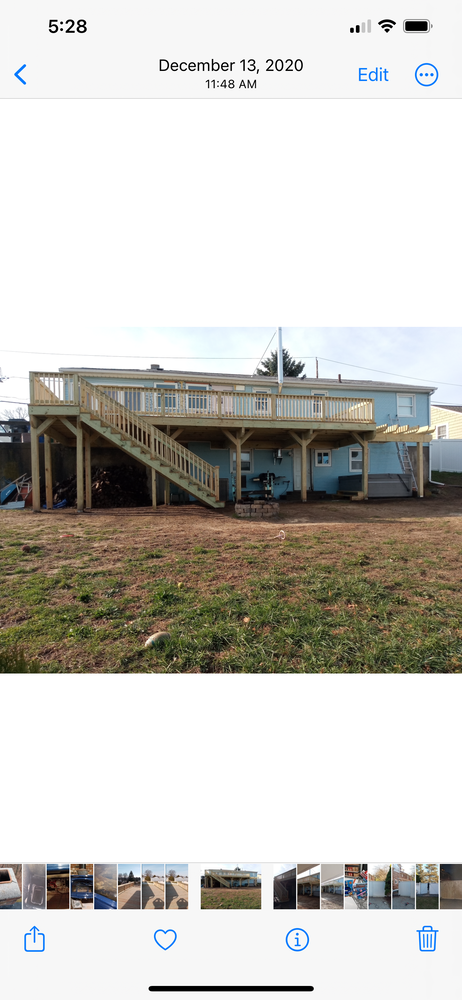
[301,437,308,502]
[417,440,424,498]
[85,433,92,509]
[215,466,220,502]
[30,418,41,512]
[235,433,242,500]
[151,468,157,509]
[76,417,84,513]
[362,440,369,499]
[44,434,53,511]
[164,481,171,505]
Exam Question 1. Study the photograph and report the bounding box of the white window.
[231,451,252,472]
[349,447,363,471]
[397,393,416,418]
[315,450,331,467]
[436,423,448,439]
[312,391,328,417]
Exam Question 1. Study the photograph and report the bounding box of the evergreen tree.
[256,348,305,378]
[384,865,391,897]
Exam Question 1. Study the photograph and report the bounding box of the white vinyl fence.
[431,439,462,473]
[397,881,414,897]
[369,881,385,897]
[416,883,439,895]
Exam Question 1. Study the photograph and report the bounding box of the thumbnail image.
[165,865,188,909]
[46,864,69,909]
[416,864,439,909]
[142,864,165,909]
[70,864,93,909]
[94,863,117,909]
[296,864,320,909]
[118,864,141,910]
[392,864,415,909]
[368,864,392,909]
[201,864,261,909]
[273,864,297,910]
[440,864,462,909]
[0,864,22,909]
[23,863,46,910]
[321,864,344,909]
[344,864,368,910]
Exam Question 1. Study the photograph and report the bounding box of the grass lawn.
[416,895,439,909]
[431,471,462,486]
[1,492,462,673]
[201,888,261,909]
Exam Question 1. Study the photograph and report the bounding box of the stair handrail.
[78,378,219,500]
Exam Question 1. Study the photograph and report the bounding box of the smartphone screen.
[1,1,461,997]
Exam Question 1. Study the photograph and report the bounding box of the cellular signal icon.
[350,20,372,32]
[378,18,396,31]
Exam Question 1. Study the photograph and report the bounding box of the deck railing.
[77,380,220,500]
[30,374,375,423]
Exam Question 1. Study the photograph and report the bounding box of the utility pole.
[316,357,319,378]
[277,327,283,388]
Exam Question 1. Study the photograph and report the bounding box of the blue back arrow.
[14,64,27,85]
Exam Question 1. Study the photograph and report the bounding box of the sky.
[394,863,415,877]
[166,864,188,876]
[201,863,261,875]
[118,863,141,877]
[2,327,462,417]
[274,863,296,876]
[142,864,165,877]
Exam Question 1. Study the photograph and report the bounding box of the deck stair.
[78,379,224,508]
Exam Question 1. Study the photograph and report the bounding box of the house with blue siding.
[28,366,436,511]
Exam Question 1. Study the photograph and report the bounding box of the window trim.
[230,449,253,473]
[314,449,332,467]
[436,423,449,440]
[397,393,416,418]
[349,446,363,472]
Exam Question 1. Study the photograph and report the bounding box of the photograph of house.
[297,864,320,909]
[440,864,462,909]
[165,865,188,909]
[0,864,22,909]
[4,327,461,676]
[368,864,392,910]
[344,864,367,909]
[201,864,261,909]
[416,864,439,910]
[273,863,297,909]
[23,863,46,909]
[94,863,117,910]
[392,864,415,909]
[321,864,344,909]
[46,863,70,909]
[118,864,141,909]
[70,863,93,909]
[142,864,165,909]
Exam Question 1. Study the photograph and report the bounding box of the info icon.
[286,928,309,952]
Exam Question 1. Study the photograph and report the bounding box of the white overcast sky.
[1,327,462,414]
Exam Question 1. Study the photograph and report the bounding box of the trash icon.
[417,926,438,952]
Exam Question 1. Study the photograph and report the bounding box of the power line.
[0,349,273,360]
[252,330,277,376]
[307,356,462,389]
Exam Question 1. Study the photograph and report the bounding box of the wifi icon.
[379,18,396,31]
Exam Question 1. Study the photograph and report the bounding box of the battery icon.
[403,19,433,31]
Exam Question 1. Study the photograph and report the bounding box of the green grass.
[1,512,462,672]
[416,895,439,909]
[431,471,462,486]
[201,888,261,909]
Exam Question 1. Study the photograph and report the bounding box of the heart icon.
[154,929,177,951]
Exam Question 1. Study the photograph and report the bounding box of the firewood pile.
[41,465,151,508]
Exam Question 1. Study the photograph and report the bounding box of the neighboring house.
[28,367,436,510]
[431,405,462,440]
